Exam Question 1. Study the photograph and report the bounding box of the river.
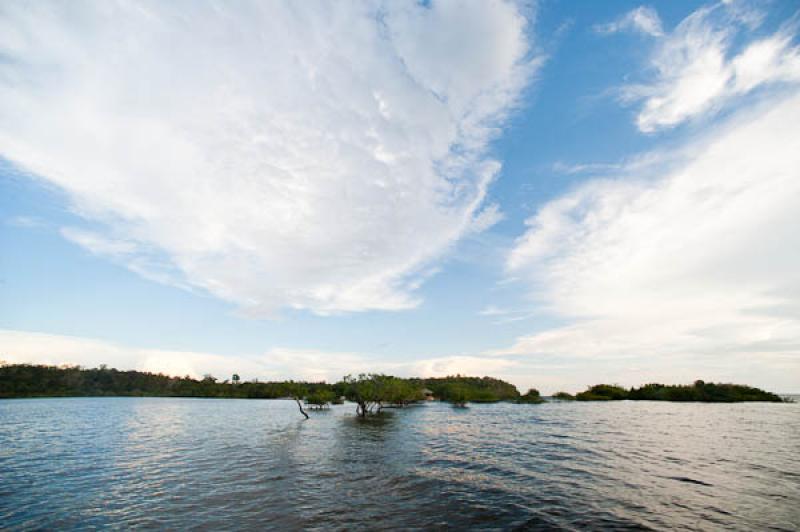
[1,397,798,530]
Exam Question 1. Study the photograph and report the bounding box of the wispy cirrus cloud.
[0,0,537,316]
[551,161,622,175]
[609,2,800,132]
[595,6,664,37]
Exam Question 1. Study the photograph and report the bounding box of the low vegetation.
[552,392,575,401]
[517,388,544,404]
[575,384,629,401]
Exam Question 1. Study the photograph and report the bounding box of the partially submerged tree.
[340,374,423,417]
[284,382,309,419]
[341,374,386,417]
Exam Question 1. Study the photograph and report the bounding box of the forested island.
[551,381,785,403]
[0,364,788,415]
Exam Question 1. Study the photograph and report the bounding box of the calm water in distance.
[1,397,799,530]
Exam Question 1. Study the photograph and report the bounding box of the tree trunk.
[295,397,309,419]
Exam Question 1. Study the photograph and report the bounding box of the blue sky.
[2,0,799,393]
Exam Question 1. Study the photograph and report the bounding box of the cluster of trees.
[340,374,425,417]
[575,384,630,401]
[517,388,544,404]
[572,381,785,402]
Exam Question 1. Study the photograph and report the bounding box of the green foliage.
[384,377,425,406]
[552,392,575,401]
[283,381,308,400]
[576,384,629,401]
[573,380,784,402]
[340,374,424,416]
[625,380,784,402]
[2,364,783,405]
[442,383,471,407]
[3,362,785,408]
[424,375,519,403]
[305,389,336,408]
[0,365,520,413]
[518,388,544,404]
[341,373,382,416]
[0,363,330,400]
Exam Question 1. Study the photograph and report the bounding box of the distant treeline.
[0,363,520,402]
[553,381,785,403]
[0,364,786,404]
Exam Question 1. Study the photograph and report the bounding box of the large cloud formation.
[496,3,800,392]
[503,90,800,391]
[0,0,534,315]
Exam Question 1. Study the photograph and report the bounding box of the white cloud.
[622,2,800,132]
[503,91,800,393]
[408,355,517,380]
[60,227,139,257]
[596,6,664,37]
[0,0,535,315]
[0,329,520,386]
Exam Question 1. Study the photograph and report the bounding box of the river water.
[1,397,798,530]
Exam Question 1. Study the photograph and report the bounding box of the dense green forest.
[573,381,785,402]
[0,363,330,399]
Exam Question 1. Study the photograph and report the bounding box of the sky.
[1,0,799,394]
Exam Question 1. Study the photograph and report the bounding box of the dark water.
[1,398,798,530]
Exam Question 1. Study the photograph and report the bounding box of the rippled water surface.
[1,398,799,530]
